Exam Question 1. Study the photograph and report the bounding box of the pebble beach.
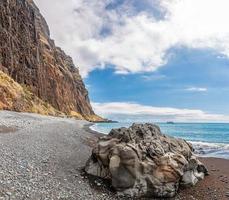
[0,111,228,200]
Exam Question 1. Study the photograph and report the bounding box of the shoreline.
[85,122,229,199]
[0,111,228,200]
[83,123,104,137]
[88,122,229,160]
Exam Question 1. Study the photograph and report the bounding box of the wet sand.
[177,157,229,200]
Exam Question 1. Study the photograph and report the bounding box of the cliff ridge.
[0,0,102,121]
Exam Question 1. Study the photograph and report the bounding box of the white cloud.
[34,0,229,77]
[141,74,167,81]
[185,87,208,92]
[92,102,229,122]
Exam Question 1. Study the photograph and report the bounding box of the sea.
[90,122,229,159]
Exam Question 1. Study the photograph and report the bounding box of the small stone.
[5,192,12,196]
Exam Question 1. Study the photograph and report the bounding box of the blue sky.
[35,0,229,122]
[86,47,229,115]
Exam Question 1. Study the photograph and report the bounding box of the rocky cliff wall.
[0,0,98,120]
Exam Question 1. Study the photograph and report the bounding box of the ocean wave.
[189,141,229,150]
[89,124,108,134]
[190,141,229,159]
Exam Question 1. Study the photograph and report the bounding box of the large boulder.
[85,123,208,198]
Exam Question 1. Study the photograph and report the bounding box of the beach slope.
[0,111,228,199]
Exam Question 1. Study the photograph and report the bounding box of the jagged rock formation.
[85,123,208,198]
[0,0,101,121]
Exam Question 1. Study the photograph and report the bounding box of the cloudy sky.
[35,0,229,122]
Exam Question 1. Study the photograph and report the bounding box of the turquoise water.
[91,122,229,159]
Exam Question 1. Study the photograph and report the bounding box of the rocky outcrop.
[0,0,100,120]
[85,123,208,198]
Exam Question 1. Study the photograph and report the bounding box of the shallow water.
[91,122,229,159]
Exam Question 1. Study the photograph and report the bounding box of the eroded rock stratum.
[85,123,208,198]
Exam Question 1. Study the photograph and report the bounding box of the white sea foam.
[190,141,229,159]
[89,124,108,134]
[189,141,229,150]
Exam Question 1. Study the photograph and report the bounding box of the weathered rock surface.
[0,0,101,120]
[0,70,63,115]
[85,123,208,198]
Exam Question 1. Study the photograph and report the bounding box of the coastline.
[89,122,229,159]
[83,123,105,137]
[0,111,228,200]
[86,123,229,200]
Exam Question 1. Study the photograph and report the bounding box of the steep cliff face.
[0,0,99,120]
